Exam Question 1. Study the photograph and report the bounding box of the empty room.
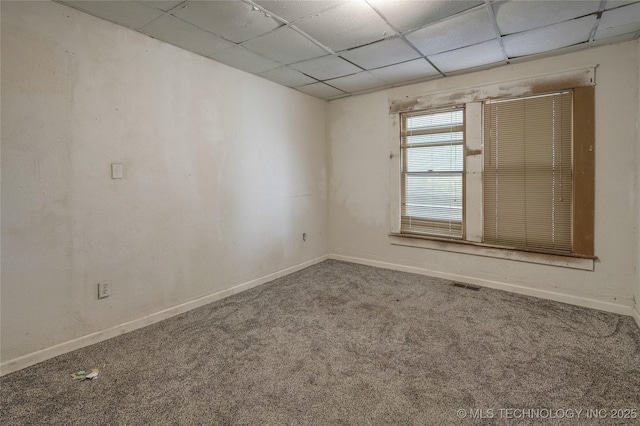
[2,0,640,424]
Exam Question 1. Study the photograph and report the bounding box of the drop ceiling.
[57,0,640,100]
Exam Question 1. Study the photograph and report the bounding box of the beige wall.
[1,1,327,367]
[328,41,639,315]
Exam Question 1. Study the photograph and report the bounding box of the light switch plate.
[111,163,123,179]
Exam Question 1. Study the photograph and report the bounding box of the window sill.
[388,233,596,271]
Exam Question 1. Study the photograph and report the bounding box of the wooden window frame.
[388,68,596,268]
[572,86,595,257]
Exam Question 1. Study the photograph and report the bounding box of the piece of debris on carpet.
[70,368,99,380]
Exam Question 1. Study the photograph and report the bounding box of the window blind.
[483,91,573,252]
[401,107,464,238]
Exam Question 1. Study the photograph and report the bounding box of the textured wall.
[1,1,327,363]
[2,0,639,372]
[636,39,640,324]
[328,41,639,314]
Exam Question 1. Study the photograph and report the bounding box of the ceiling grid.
[56,0,640,100]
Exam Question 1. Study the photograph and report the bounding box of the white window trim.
[464,102,483,243]
[388,67,596,271]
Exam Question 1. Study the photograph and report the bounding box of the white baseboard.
[329,254,635,317]
[0,255,329,376]
[3,253,635,376]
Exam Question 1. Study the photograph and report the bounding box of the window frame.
[400,106,466,240]
[482,90,574,254]
[388,68,596,268]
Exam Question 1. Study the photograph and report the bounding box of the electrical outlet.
[98,282,110,299]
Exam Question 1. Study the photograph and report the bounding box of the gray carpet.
[1,260,639,425]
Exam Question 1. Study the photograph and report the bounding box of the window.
[400,107,464,238]
[483,91,573,253]
[392,80,595,259]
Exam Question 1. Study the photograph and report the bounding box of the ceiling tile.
[242,27,328,64]
[255,0,344,23]
[595,2,640,40]
[259,66,317,87]
[428,39,504,73]
[293,1,395,51]
[605,1,640,9]
[406,8,496,56]
[339,37,420,70]
[61,1,164,29]
[325,72,387,92]
[139,15,234,57]
[326,93,351,101]
[595,23,640,40]
[367,0,484,33]
[369,59,439,84]
[290,55,361,80]
[57,0,639,99]
[503,15,596,58]
[494,0,600,35]
[141,1,184,12]
[296,82,344,99]
[209,46,281,74]
[172,1,282,43]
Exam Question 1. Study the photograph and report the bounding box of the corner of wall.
[324,98,334,255]
[326,42,639,323]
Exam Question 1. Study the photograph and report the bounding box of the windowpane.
[483,91,573,252]
[405,132,464,145]
[401,107,464,238]
[404,175,462,221]
[405,144,463,173]
[407,110,463,129]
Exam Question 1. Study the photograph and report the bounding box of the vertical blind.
[401,107,464,238]
[483,91,573,252]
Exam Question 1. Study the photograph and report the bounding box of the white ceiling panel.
[339,37,420,70]
[55,0,640,100]
[595,24,640,40]
[503,15,596,58]
[325,72,387,92]
[255,0,345,23]
[293,1,395,51]
[173,1,282,43]
[494,0,600,35]
[142,1,185,12]
[61,1,164,29]
[428,39,504,73]
[242,27,328,64]
[368,0,484,33]
[595,2,640,40]
[209,46,281,74]
[369,59,439,84]
[604,0,640,9]
[406,8,496,56]
[290,55,361,80]
[296,82,344,98]
[140,15,234,57]
[259,66,317,87]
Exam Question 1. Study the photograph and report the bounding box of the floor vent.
[452,282,481,291]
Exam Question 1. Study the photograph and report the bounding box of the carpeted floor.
[1,260,639,425]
